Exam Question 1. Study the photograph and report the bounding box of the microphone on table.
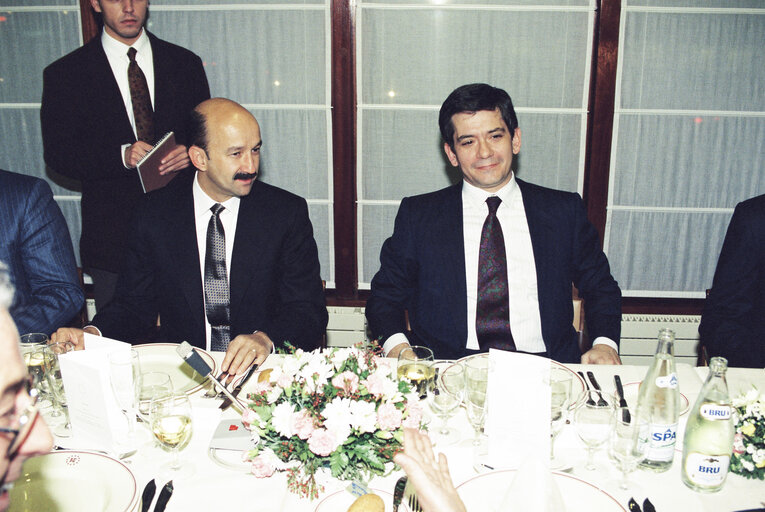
[176,341,244,414]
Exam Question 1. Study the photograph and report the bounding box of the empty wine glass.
[43,341,75,437]
[397,346,434,399]
[574,391,614,470]
[610,406,646,489]
[426,361,465,445]
[548,367,573,464]
[138,372,173,417]
[109,350,141,459]
[150,391,194,479]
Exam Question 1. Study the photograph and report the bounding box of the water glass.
[610,406,646,489]
[138,372,173,417]
[426,361,465,445]
[548,367,573,462]
[574,391,614,470]
[108,350,141,459]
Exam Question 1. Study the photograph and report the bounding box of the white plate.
[134,343,216,394]
[457,469,626,511]
[622,381,690,416]
[9,451,138,512]
[314,489,397,512]
[456,352,585,406]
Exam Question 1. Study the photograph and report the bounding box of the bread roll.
[347,492,385,512]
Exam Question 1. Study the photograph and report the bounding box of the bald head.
[188,98,263,203]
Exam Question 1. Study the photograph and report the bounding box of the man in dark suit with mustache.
[41,0,210,309]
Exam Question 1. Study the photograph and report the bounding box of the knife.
[219,364,258,411]
[392,476,407,511]
[614,375,631,423]
[140,479,156,512]
[628,497,642,512]
[643,498,656,512]
[153,480,173,512]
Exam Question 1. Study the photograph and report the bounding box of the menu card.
[58,333,133,453]
[485,349,551,469]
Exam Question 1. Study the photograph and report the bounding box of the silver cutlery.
[403,478,423,512]
[140,479,156,512]
[586,371,609,407]
[153,480,173,512]
[643,497,657,512]
[204,371,229,398]
[614,375,631,423]
[628,497,642,512]
[392,476,407,511]
[219,364,257,411]
[577,371,596,406]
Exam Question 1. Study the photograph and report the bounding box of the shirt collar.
[193,173,241,220]
[101,27,150,60]
[461,172,518,210]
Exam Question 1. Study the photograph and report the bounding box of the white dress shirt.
[193,174,240,352]
[100,28,155,168]
[383,174,617,355]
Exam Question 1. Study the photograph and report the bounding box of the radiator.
[326,306,368,348]
[619,314,701,366]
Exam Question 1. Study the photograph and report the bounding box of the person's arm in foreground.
[393,428,467,512]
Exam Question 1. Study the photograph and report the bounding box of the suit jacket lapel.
[229,185,266,319]
[438,184,468,340]
[89,39,135,142]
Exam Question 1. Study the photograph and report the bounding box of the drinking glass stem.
[171,447,181,470]
[585,446,596,470]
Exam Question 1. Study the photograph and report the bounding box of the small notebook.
[136,131,178,193]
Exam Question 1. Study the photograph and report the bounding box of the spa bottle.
[681,357,734,492]
[636,328,680,472]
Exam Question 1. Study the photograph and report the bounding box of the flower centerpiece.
[731,388,765,480]
[241,344,424,499]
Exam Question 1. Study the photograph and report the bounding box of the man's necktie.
[204,203,231,351]
[127,47,154,142]
[476,196,516,352]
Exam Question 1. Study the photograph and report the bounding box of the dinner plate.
[134,343,216,394]
[622,381,690,416]
[456,469,626,511]
[314,488,398,512]
[9,451,138,512]
[455,352,585,406]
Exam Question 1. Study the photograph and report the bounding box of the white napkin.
[496,455,566,512]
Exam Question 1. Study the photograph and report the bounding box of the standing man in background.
[41,0,210,309]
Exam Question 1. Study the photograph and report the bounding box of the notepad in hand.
[136,131,178,193]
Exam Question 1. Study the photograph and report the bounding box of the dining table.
[38,352,765,512]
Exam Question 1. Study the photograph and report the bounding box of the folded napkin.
[496,456,565,512]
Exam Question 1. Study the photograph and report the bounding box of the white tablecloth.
[49,355,765,512]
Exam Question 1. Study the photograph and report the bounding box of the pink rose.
[332,371,359,394]
[733,432,746,454]
[294,410,316,440]
[308,428,338,457]
[363,372,387,398]
[250,454,275,478]
[402,401,423,429]
[376,402,403,431]
[241,408,259,429]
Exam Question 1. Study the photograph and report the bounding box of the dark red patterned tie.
[127,47,154,142]
[476,196,516,351]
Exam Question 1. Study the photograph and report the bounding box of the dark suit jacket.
[0,169,84,334]
[699,194,765,368]
[41,32,210,273]
[91,171,328,351]
[366,179,622,363]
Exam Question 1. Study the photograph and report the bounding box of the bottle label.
[643,423,678,461]
[684,452,729,487]
[655,373,678,389]
[700,404,731,421]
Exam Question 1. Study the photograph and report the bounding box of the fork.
[404,478,423,512]
[577,371,597,406]
[586,371,609,407]
[203,371,229,398]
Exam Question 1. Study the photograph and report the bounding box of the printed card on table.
[485,349,551,469]
[58,333,133,453]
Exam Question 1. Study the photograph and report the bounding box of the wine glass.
[138,372,173,417]
[42,341,75,437]
[20,333,52,408]
[426,361,465,445]
[610,406,646,489]
[574,391,614,470]
[150,391,194,479]
[548,367,573,464]
[108,350,141,459]
[396,346,434,398]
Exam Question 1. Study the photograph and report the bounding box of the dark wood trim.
[79,0,100,44]
[330,0,358,299]
[584,0,620,244]
[622,297,705,316]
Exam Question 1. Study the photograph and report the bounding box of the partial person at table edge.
[0,169,84,335]
[366,83,622,365]
[0,263,55,512]
[699,192,765,368]
[52,98,328,378]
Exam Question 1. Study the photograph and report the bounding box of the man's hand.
[50,326,100,350]
[581,344,621,365]
[158,144,190,175]
[124,141,154,168]
[220,331,273,381]
[386,341,410,359]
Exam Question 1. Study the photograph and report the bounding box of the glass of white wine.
[150,391,194,479]
[426,361,465,445]
[43,342,75,437]
[20,333,51,408]
[396,346,434,399]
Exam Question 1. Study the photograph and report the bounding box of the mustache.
[234,172,257,181]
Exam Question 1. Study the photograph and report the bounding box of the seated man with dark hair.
[0,170,84,334]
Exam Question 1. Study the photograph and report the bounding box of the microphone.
[176,341,244,413]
